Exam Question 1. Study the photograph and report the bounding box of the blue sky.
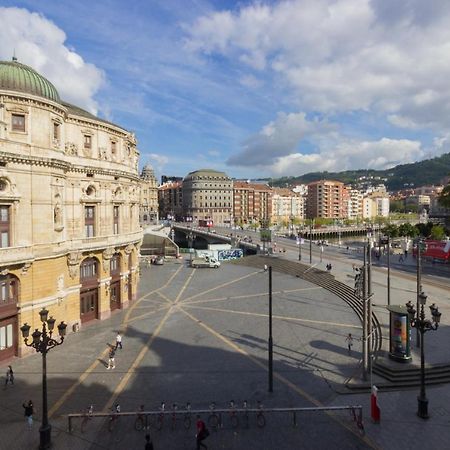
[1,0,450,181]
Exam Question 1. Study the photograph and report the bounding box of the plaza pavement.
[0,243,449,450]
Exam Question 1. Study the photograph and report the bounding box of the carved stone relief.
[64,142,78,156]
[67,251,82,279]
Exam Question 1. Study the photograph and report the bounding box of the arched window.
[0,274,18,305]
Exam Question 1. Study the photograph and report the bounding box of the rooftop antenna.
[12,49,18,62]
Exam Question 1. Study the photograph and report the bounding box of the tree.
[415,222,434,238]
[430,225,446,240]
[438,183,450,208]
[398,222,418,238]
[383,224,399,238]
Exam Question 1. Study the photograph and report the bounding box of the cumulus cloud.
[270,137,425,176]
[227,112,334,166]
[148,153,169,172]
[185,0,450,130]
[0,7,104,113]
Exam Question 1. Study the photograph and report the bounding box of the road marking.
[48,265,184,418]
[182,304,360,329]
[179,307,377,449]
[182,286,322,305]
[103,266,197,412]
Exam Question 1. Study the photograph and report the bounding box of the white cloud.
[148,153,169,172]
[186,0,450,130]
[0,7,104,114]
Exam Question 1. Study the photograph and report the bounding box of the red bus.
[198,219,213,228]
[413,240,450,262]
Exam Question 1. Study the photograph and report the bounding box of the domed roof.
[184,169,230,180]
[0,58,60,103]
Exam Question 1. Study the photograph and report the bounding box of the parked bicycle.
[229,400,239,429]
[80,404,94,433]
[350,407,365,435]
[156,402,165,431]
[256,401,266,428]
[171,403,178,430]
[108,403,121,432]
[208,401,220,430]
[183,402,192,430]
[242,400,249,428]
[134,404,147,431]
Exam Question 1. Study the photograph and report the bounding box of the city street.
[1,248,450,449]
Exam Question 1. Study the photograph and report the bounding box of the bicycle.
[256,401,266,428]
[171,403,178,430]
[183,402,192,430]
[108,403,121,432]
[208,401,220,430]
[229,400,239,429]
[242,400,249,428]
[80,404,94,433]
[350,407,365,436]
[134,404,147,431]
[156,402,165,431]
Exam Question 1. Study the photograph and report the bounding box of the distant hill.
[270,152,450,191]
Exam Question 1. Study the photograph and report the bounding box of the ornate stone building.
[182,169,233,225]
[139,163,158,225]
[0,59,142,361]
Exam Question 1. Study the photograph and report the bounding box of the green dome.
[0,59,60,103]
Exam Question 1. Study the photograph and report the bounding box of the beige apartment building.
[233,181,272,225]
[139,163,158,225]
[271,187,305,226]
[0,59,142,360]
[182,169,233,225]
[306,180,347,219]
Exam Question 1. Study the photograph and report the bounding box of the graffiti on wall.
[218,249,244,261]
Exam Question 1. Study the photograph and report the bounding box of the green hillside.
[270,152,450,191]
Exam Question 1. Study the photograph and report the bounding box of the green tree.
[438,184,450,208]
[398,222,419,238]
[383,224,399,238]
[430,225,446,240]
[415,222,434,238]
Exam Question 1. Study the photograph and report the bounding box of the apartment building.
[306,180,347,219]
[233,181,272,224]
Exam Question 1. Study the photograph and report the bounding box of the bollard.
[371,385,380,424]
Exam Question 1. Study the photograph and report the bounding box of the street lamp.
[20,308,67,449]
[187,230,194,263]
[405,292,441,419]
[297,232,302,261]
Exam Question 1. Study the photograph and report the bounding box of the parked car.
[152,255,165,265]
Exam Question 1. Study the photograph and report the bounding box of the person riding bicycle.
[113,403,120,414]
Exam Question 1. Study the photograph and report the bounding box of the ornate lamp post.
[406,292,441,419]
[20,308,67,449]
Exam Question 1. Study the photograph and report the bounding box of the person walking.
[5,365,14,387]
[115,332,122,350]
[107,347,116,369]
[23,400,34,429]
[144,433,154,450]
[196,415,208,450]
[345,333,354,355]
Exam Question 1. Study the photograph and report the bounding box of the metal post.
[416,242,421,348]
[417,306,428,418]
[40,346,51,449]
[362,245,368,381]
[298,233,302,261]
[268,266,273,393]
[309,222,312,264]
[387,236,391,306]
[367,242,372,375]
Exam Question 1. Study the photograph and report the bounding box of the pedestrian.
[23,400,34,429]
[107,347,116,369]
[5,365,14,387]
[115,332,122,350]
[196,415,209,450]
[345,333,354,355]
[144,433,154,450]
[398,254,404,263]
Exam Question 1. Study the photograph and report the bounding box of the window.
[0,205,10,248]
[111,141,117,155]
[111,254,120,274]
[0,275,17,305]
[53,122,60,140]
[0,324,13,351]
[85,206,95,237]
[11,114,25,132]
[84,135,92,149]
[113,206,119,234]
[80,258,97,279]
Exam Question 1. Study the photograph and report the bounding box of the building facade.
[158,180,183,220]
[271,187,305,226]
[232,181,272,225]
[306,180,347,219]
[139,163,158,225]
[0,59,142,361]
[182,169,233,225]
